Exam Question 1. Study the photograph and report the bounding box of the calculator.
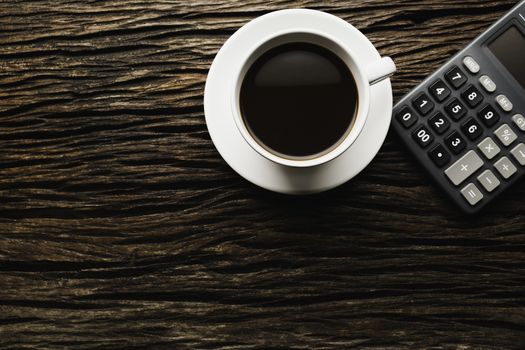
[392,0,525,214]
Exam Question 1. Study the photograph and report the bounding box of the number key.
[412,125,434,148]
[445,66,467,89]
[445,98,467,121]
[429,79,451,102]
[395,106,418,129]
[477,104,500,127]
[428,112,450,135]
[445,131,467,154]
[461,85,483,108]
[412,92,434,116]
[461,118,483,141]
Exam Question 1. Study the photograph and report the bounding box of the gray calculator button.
[445,150,484,186]
[496,94,513,112]
[463,56,480,74]
[511,143,525,166]
[494,156,517,179]
[461,183,483,206]
[479,75,496,93]
[494,124,518,146]
[512,114,525,131]
[477,137,501,160]
[477,170,500,192]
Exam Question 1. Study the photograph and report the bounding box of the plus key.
[444,150,484,186]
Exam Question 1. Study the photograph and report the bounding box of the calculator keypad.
[494,124,518,146]
[477,104,500,127]
[496,94,513,112]
[429,79,451,102]
[396,106,417,129]
[479,75,497,93]
[461,85,483,108]
[445,99,467,121]
[445,66,468,89]
[394,53,525,211]
[461,118,483,141]
[512,114,525,131]
[511,144,525,166]
[444,150,484,186]
[494,157,517,179]
[477,137,501,160]
[477,170,500,192]
[413,92,434,115]
[463,56,480,74]
[428,144,451,168]
[412,125,434,148]
[429,112,451,134]
[445,131,467,154]
[461,183,483,206]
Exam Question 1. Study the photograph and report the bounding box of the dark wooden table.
[1,1,525,349]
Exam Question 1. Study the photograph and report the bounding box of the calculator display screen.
[488,26,525,90]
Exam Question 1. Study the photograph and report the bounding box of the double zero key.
[412,125,434,148]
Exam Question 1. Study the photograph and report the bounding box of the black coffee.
[240,42,358,159]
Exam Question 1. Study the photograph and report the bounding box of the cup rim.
[230,29,371,168]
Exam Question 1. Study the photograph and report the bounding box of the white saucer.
[204,10,393,194]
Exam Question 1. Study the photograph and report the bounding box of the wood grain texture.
[1,0,525,349]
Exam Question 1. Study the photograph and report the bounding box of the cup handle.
[365,57,396,86]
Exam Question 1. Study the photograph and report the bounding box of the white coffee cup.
[204,9,396,194]
[229,16,396,169]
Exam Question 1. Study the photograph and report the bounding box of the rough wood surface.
[1,0,525,349]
